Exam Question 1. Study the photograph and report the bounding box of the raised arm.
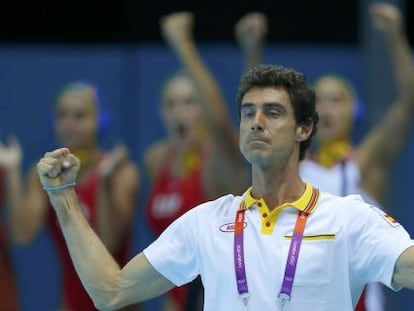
[96,144,140,254]
[0,137,48,243]
[234,12,268,72]
[37,148,173,310]
[356,3,414,203]
[160,12,247,197]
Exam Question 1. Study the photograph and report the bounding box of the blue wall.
[1,42,412,310]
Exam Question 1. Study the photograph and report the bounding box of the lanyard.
[234,202,310,310]
[234,202,249,307]
[278,210,309,307]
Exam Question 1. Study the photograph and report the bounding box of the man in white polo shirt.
[36,64,414,311]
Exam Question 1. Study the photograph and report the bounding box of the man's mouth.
[248,136,269,144]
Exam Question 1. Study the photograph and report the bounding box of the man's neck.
[250,162,305,211]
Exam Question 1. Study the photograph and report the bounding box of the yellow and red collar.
[243,182,319,213]
[242,183,320,234]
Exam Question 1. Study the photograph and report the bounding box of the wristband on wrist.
[43,182,76,192]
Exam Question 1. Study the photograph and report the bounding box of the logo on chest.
[219,222,247,232]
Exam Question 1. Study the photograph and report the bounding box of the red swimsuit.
[0,169,19,311]
[146,152,209,310]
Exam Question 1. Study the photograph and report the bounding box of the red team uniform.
[0,210,19,310]
[0,169,19,311]
[146,153,208,309]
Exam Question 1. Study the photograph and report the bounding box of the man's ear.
[296,124,313,142]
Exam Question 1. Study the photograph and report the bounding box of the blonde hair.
[314,75,356,108]
[55,81,100,115]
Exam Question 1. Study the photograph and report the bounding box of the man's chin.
[244,150,268,164]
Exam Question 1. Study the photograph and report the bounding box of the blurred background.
[1,0,413,310]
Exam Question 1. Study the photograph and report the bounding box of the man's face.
[54,90,98,150]
[239,86,301,168]
[161,76,203,147]
[315,78,354,142]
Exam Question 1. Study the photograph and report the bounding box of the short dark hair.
[236,64,318,160]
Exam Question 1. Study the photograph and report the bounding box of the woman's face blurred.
[315,77,354,142]
[161,76,203,147]
[54,89,98,150]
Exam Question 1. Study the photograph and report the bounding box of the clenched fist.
[235,12,268,49]
[370,3,403,35]
[37,148,80,191]
[160,12,194,48]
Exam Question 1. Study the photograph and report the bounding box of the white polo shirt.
[144,184,414,311]
[300,158,384,311]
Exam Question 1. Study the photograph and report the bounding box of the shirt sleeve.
[143,208,200,286]
[347,197,414,290]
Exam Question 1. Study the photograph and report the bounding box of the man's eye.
[241,110,254,118]
[268,110,281,117]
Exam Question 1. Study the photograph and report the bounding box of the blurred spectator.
[0,167,19,311]
[299,4,414,311]
[0,82,140,311]
[144,12,248,311]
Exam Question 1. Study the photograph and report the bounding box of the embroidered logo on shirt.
[219,222,247,232]
[369,206,400,228]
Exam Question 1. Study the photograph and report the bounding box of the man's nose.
[251,112,265,131]
[251,124,264,131]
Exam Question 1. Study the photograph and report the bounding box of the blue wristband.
[43,182,76,192]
